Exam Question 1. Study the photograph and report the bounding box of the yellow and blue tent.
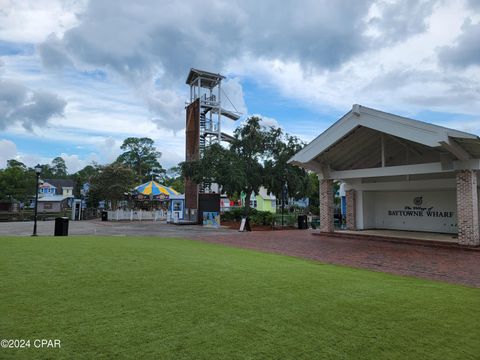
[134,181,179,197]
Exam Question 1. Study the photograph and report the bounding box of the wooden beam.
[330,160,480,180]
[334,132,379,169]
[293,160,323,174]
[345,138,382,170]
[382,141,413,166]
[381,134,385,167]
[440,153,454,170]
[386,134,422,156]
[440,137,471,161]
[320,164,331,179]
[321,127,366,166]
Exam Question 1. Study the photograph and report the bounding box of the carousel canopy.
[134,181,180,196]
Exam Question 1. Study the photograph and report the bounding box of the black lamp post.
[281,181,288,228]
[32,164,42,237]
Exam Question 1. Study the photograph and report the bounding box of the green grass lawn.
[1,236,479,360]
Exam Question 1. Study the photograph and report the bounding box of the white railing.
[107,209,168,221]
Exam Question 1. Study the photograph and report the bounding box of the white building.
[289,104,480,246]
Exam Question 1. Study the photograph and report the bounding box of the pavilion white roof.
[289,104,480,173]
[289,104,480,179]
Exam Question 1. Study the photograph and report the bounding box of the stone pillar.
[346,189,356,231]
[319,179,334,233]
[456,170,479,246]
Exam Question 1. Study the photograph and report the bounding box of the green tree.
[163,166,185,194]
[0,161,36,202]
[51,157,68,177]
[72,163,101,198]
[263,130,309,204]
[116,137,164,182]
[306,172,319,215]
[88,163,135,209]
[6,159,27,170]
[39,164,54,178]
[182,116,269,215]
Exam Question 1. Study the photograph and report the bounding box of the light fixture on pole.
[32,164,42,237]
[282,181,288,228]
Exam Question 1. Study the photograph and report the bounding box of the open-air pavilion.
[289,104,480,246]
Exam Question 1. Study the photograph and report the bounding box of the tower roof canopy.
[186,68,225,88]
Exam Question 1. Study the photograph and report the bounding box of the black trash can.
[101,211,108,221]
[297,215,308,229]
[54,217,69,236]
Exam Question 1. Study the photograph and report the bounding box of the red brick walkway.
[192,230,480,288]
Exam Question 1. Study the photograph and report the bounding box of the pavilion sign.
[387,196,454,218]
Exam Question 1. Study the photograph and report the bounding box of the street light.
[32,164,42,237]
[281,181,288,228]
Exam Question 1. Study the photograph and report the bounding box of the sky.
[0,0,479,173]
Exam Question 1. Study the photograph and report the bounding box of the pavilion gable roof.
[289,104,479,167]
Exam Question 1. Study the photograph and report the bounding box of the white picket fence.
[107,209,169,222]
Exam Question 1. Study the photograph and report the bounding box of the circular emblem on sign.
[413,196,423,206]
[159,194,165,200]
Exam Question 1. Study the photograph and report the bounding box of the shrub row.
[221,207,299,226]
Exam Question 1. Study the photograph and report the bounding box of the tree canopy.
[263,129,309,203]
[181,116,311,215]
[116,137,164,182]
[88,163,136,209]
[72,163,101,198]
[163,166,185,194]
[51,157,68,177]
[0,164,36,202]
[0,157,69,202]
[6,159,27,170]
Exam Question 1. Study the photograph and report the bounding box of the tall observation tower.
[184,68,240,216]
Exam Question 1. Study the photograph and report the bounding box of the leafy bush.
[221,207,253,222]
[250,210,276,226]
[222,208,281,226]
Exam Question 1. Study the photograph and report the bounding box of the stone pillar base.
[320,179,334,233]
[346,189,356,231]
[456,170,479,246]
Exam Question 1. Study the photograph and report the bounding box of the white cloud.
[147,88,186,133]
[250,114,280,128]
[438,18,480,68]
[0,139,17,167]
[222,77,248,114]
[0,139,55,170]
[226,0,480,119]
[0,77,66,131]
[0,0,87,43]
[33,0,447,135]
[60,152,99,173]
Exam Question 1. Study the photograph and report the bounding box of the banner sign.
[366,191,457,233]
[203,212,220,228]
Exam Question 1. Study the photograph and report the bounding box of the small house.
[39,182,57,196]
[243,187,277,213]
[43,179,75,198]
[37,196,70,213]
